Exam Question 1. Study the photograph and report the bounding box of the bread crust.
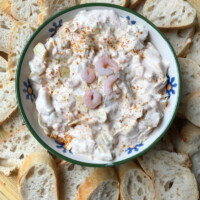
[17,152,58,200]
[128,0,143,9]
[77,167,119,200]
[116,161,159,200]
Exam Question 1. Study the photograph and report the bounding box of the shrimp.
[104,75,119,96]
[94,55,120,76]
[83,89,102,109]
[81,67,96,83]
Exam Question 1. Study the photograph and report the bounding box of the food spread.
[29,10,169,161]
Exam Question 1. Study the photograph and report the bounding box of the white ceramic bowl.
[16,3,181,167]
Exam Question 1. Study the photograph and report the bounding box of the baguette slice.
[77,167,119,200]
[10,0,40,26]
[186,32,200,66]
[116,161,158,200]
[8,21,35,79]
[128,0,143,9]
[172,121,200,156]
[38,0,76,25]
[0,80,17,125]
[2,109,24,134]
[138,150,199,200]
[185,90,200,127]
[0,9,16,53]
[178,58,200,117]
[163,27,195,56]
[58,162,95,200]
[191,151,200,189]
[0,125,46,176]
[18,152,58,200]
[0,56,11,83]
[143,0,197,29]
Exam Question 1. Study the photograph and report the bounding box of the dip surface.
[29,10,168,161]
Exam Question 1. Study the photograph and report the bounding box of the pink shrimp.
[104,75,119,96]
[81,68,96,83]
[83,89,102,109]
[94,55,120,76]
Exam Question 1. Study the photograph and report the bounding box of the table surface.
[0,0,200,199]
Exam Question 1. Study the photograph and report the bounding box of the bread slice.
[0,80,17,125]
[8,21,35,79]
[116,161,158,200]
[80,0,128,6]
[171,121,200,156]
[191,151,200,189]
[186,32,200,66]
[77,167,119,200]
[58,162,95,200]
[0,9,16,53]
[2,109,24,134]
[10,0,40,26]
[138,150,199,200]
[0,125,46,176]
[185,90,200,127]
[143,0,197,29]
[128,0,143,9]
[163,27,195,56]
[0,56,11,83]
[178,58,200,117]
[18,152,58,200]
[38,0,76,25]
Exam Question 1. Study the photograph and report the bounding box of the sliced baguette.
[163,27,195,56]
[178,58,200,117]
[0,125,46,176]
[80,0,128,6]
[143,0,197,29]
[0,80,17,125]
[77,167,119,200]
[185,90,200,127]
[0,9,16,54]
[0,56,11,83]
[172,121,200,156]
[8,21,35,79]
[186,32,200,66]
[10,0,40,26]
[138,150,199,200]
[2,109,24,134]
[38,0,76,25]
[169,121,200,190]
[191,151,200,189]
[116,161,158,200]
[18,152,58,200]
[58,162,95,200]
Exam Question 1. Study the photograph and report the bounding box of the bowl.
[16,3,181,167]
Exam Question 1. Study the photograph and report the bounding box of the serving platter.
[0,0,200,199]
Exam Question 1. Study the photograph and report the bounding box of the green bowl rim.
[16,3,181,167]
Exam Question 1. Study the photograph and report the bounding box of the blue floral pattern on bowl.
[23,79,35,102]
[126,16,136,24]
[55,140,72,154]
[166,75,177,98]
[125,143,143,154]
[49,19,63,37]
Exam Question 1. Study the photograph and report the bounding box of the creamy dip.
[29,10,169,161]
